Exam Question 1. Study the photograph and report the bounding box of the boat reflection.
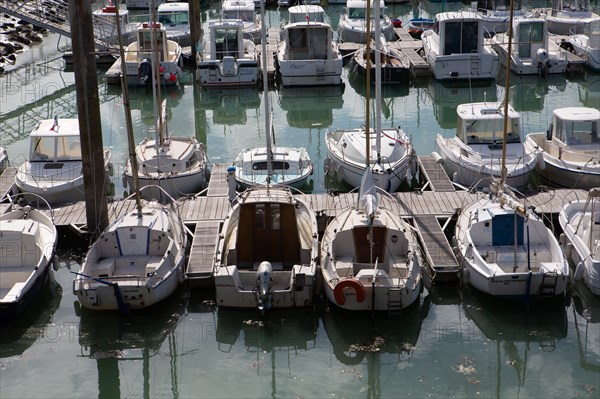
[427,80,498,129]
[0,278,61,359]
[577,74,600,110]
[199,87,261,126]
[462,284,568,394]
[277,85,344,129]
[77,288,188,398]
[570,280,600,374]
[321,297,429,397]
[500,71,568,112]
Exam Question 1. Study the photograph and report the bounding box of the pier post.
[189,0,201,63]
[68,0,109,236]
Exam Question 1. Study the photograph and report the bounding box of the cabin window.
[559,118,599,145]
[463,117,521,145]
[158,11,188,25]
[444,21,479,55]
[252,161,290,171]
[289,28,307,48]
[30,137,55,161]
[518,22,544,58]
[310,28,328,59]
[139,31,165,60]
[215,28,239,59]
[255,204,266,229]
[270,204,281,230]
[348,8,365,19]
[223,10,254,23]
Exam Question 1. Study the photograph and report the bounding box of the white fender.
[431,151,444,164]
[574,261,585,282]
[536,152,546,170]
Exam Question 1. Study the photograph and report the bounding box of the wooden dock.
[0,163,588,285]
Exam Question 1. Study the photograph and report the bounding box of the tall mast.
[374,0,381,165]
[365,0,371,167]
[150,0,165,146]
[500,0,516,187]
[260,0,273,184]
[115,1,142,214]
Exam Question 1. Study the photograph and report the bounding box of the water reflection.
[277,85,344,129]
[0,278,61,359]
[199,87,261,126]
[427,81,498,129]
[570,281,600,374]
[77,288,188,399]
[503,72,568,112]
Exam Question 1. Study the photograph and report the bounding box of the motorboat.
[433,101,537,190]
[0,200,57,324]
[559,188,600,296]
[421,11,499,81]
[565,19,600,71]
[213,186,319,310]
[92,1,139,45]
[221,0,262,43]
[455,181,569,300]
[73,195,190,310]
[125,0,164,9]
[14,117,112,206]
[327,0,416,192]
[122,22,183,86]
[492,18,568,75]
[532,0,600,35]
[471,0,526,36]
[196,19,260,88]
[523,106,600,189]
[157,2,191,47]
[233,146,313,189]
[320,168,422,311]
[277,6,343,86]
[407,17,434,39]
[338,0,395,44]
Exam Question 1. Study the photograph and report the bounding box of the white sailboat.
[532,0,600,35]
[124,4,208,202]
[73,1,190,311]
[326,0,416,192]
[320,168,422,311]
[559,188,600,295]
[213,0,319,311]
[233,2,313,191]
[455,3,569,301]
[0,196,57,324]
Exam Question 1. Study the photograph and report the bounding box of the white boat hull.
[278,59,343,87]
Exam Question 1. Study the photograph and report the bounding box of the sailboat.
[0,195,57,324]
[73,1,190,311]
[123,4,208,202]
[454,0,568,301]
[326,0,415,192]
[320,168,422,311]
[559,188,600,295]
[213,0,319,312]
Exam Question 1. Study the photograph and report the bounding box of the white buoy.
[574,261,585,282]
[227,165,237,203]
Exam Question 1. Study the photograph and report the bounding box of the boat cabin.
[547,107,600,146]
[222,0,256,24]
[28,118,81,163]
[550,0,594,17]
[346,0,387,21]
[511,19,548,60]
[209,20,246,60]
[433,12,484,56]
[282,23,332,61]
[157,2,189,26]
[456,103,522,147]
[288,5,325,23]
[133,23,171,62]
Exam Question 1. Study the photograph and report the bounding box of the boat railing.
[19,161,83,183]
[2,191,55,220]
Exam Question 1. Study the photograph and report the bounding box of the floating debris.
[399,342,416,352]
[349,336,385,353]
[465,376,480,385]
[243,319,264,327]
[248,359,266,368]
[202,299,215,306]
[582,384,596,394]
[453,356,476,376]
[337,367,363,381]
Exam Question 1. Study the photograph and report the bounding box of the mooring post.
[189,0,201,63]
[68,0,109,237]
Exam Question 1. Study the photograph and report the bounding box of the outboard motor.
[139,58,152,84]
[255,261,273,311]
[536,48,548,76]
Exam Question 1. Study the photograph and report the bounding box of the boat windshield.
[461,117,521,145]
[347,8,386,20]
[555,118,599,146]
[158,11,189,25]
[223,10,254,22]
[30,136,81,162]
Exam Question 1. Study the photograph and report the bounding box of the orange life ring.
[333,278,366,305]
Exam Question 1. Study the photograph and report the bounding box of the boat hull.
[196,61,259,88]
[0,266,50,325]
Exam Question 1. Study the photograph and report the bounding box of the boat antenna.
[365,0,372,168]
[115,1,142,214]
[260,0,273,186]
[374,0,382,166]
[500,0,516,188]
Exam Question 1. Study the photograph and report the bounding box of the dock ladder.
[540,271,559,297]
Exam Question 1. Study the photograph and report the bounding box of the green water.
[1,1,600,398]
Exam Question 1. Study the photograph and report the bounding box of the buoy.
[431,151,444,164]
[573,261,585,282]
[333,278,365,305]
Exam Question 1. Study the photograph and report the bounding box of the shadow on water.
[570,280,600,374]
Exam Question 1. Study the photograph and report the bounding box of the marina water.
[1,1,599,397]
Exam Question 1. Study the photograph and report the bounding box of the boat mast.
[260,0,273,185]
[374,0,381,165]
[150,0,166,147]
[115,1,142,214]
[500,0,516,187]
[365,0,372,167]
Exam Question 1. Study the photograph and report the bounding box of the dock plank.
[0,167,17,201]
[186,220,221,287]
[419,156,455,192]
[413,215,459,281]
